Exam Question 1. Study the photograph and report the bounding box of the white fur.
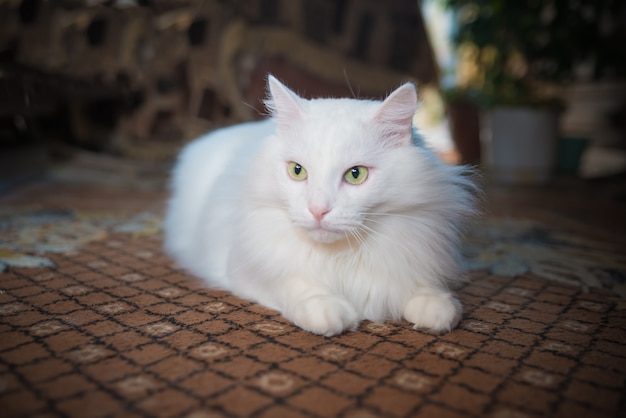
[164,75,478,336]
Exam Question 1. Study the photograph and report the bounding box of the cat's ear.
[372,83,418,147]
[265,75,304,130]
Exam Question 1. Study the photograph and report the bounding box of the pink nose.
[309,207,331,222]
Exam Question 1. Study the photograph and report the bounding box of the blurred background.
[0,0,625,193]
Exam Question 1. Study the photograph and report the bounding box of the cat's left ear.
[373,83,418,147]
[265,75,304,131]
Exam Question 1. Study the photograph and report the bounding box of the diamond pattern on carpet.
[1,229,624,418]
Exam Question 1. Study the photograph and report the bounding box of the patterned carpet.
[0,188,625,418]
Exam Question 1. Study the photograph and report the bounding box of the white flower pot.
[482,107,558,184]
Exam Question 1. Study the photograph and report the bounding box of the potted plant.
[439,0,624,183]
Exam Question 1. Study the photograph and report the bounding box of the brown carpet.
[1,181,625,418]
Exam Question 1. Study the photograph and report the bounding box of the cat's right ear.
[372,83,418,147]
[265,75,304,130]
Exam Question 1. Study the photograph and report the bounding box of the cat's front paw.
[289,295,359,336]
[403,290,462,333]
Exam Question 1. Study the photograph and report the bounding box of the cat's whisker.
[343,68,358,99]
[241,100,266,117]
[360,211,426,221]
[349,227,374,255]
[343,231,356,253]
[349,229,364,248]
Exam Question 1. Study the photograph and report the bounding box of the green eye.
[344,166,369,185]
[287,162,308,181]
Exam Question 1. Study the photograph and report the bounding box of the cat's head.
[263,75,421,245]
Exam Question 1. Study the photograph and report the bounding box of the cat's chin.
[305,228,345,244]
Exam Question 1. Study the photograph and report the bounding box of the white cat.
[164,75,479,336]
